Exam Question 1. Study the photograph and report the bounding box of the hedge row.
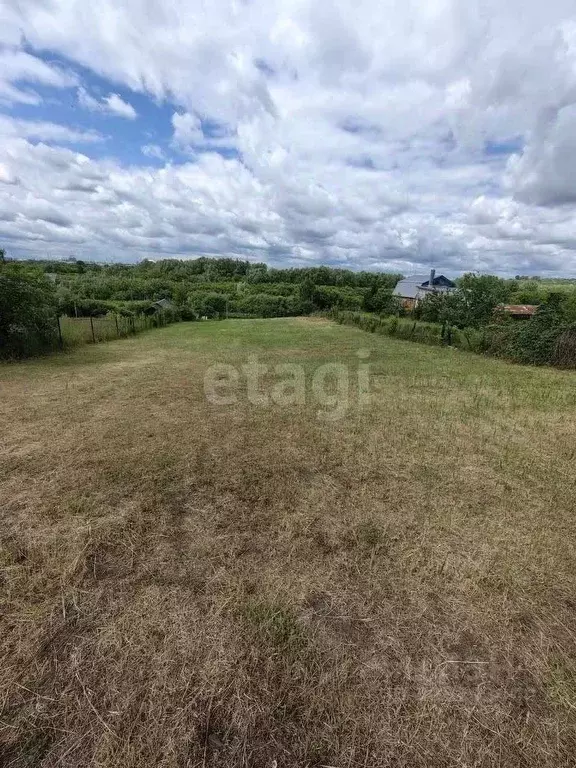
[331,310,576,369]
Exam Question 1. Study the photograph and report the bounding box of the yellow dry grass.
[1,318,576,767]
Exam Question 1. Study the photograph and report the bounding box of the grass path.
[1,318,576,767]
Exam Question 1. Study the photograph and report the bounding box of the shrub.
[330,308,576,369]
[0,273,58,358]
[508,321,563,366]
[187,292,228,318]
[554,324,576,368]
[451,326,484,353]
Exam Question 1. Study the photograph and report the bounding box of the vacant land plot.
[1,318,576,767]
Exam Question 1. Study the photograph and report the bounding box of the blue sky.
[5,51,240,166]
[1,0,576,275]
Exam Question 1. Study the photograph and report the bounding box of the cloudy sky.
[2,0,576,274]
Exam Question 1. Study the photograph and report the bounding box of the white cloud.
[0,47,78,105]
[77,87,137,119]
[141,144,166,160]
[105,93,138,119]
[0,115,103,144]
[2,0,576,272]
[171,111,203,148]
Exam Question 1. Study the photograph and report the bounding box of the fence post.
[115,314,119,337]
[90,316,96,344]
[56,316,64,349]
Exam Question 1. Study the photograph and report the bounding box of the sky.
[2,1,576,275]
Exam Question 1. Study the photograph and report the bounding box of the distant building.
[154,298,174,310]
[145,298,174,315]
[393,270,456,310]
[499,304,539,320]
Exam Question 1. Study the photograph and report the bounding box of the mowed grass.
[1,317,576,767]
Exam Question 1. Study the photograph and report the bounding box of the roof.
[500,304,539,316]
[153,298,173,309]
[393,274,455,298]
[393,275,430,298]
[421,274,456,288]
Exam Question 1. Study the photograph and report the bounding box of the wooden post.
[56,316,64,349]
[114,314,119,337]
[90,316,96,343]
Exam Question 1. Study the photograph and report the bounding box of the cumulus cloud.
[2,0,576,273]
[77,87,137,119]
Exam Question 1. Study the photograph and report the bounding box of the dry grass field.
[1,317,576,767]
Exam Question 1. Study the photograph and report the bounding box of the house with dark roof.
[152,298,174,311]
[393,270,456,309]
[144,298,175,315]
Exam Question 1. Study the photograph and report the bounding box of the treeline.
[9,256,401,287]
[2,255,403,322]
[0,253,403,358]
[5,250,576,364]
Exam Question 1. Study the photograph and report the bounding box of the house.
[145,298,174,315]
[499,304,539,320]
[393,270,456,310]
[152,298,174,311]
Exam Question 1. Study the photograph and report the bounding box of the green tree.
[298,276,317,305]
[0,274,58,358]
[418,274,512,328]
[188,292,228,318]
[363,286,399,315]
[457,273,512,327]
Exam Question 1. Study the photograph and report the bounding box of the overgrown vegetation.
[2,253,402,321]
[333,307,576,368]
[5,251,576,362]
[0,271,58,358]
[0,253,405,356]
[334,274,576,368]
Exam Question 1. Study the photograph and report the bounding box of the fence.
[330,310,576,369]
[57,312,175,349]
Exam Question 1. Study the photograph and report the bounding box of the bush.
[451,326,484,352]
[0,274,58,358]
[331,306,576,370]
[236,293,293,317]
[394,318,443,345]
[554,324,576,368]
[507,322,563,366]
[487,301,567,366]
[187,292,228,318]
